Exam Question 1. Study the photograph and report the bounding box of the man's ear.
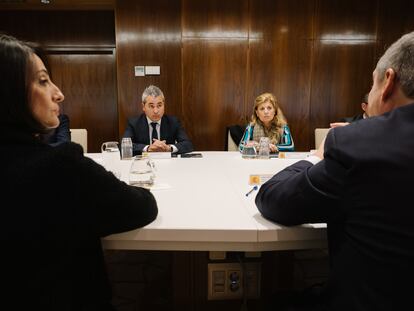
[361,102,368,111]
[141,102,145,111]
[381,68,397,102]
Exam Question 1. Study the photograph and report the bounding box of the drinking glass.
[101,141,121,177]
[129,155,155,188]
[241,141,257,159]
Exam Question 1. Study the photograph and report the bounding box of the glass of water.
[241,140,257,159]
[101,141,121,177]
[129,155,155,189]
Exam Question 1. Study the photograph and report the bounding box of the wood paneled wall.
[116,0,414,151]
[0,0,114,11]
[48,52,117,152]
[2,0,414,151]
[0,10,117,152]
[0,10,115,47]
[115,0,182,138]
[248,0,314,151]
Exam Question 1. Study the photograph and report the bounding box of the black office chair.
[225,125,245,151]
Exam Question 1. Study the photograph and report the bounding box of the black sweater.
[0,131,158,310]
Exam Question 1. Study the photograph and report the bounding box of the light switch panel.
[145,66,161,75]
[134,66,145,77]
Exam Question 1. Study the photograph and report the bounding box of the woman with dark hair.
[0,34,158,310]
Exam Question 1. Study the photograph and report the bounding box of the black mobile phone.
[181,153,203,158]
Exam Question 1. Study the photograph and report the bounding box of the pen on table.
[245,185,258,197]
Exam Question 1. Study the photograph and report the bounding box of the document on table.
[249,174,273,185]
[278,152,310,159]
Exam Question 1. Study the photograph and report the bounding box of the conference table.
[86,152,327,252]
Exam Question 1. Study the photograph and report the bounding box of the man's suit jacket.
[340,113,364,123]
[256,103,414,311]
[123,114,193,155]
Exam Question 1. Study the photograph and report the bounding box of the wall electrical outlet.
[207,262,261,300]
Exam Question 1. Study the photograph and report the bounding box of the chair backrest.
[225,125,245,151]
[314,128,330,149]
[227,130,239,151]
[70,128,88,152]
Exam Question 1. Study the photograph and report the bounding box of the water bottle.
[257,137,270,159]
[121,137,133,160]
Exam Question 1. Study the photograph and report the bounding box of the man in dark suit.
[256,31,414,311]
[340,93,369,123]
[123,85,193,155]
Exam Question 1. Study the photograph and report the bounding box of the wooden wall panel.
[182,0,248,39]
[48,53,118,152]
[310,42,376,132]
[250,0,314,41]
[0,0,114,10]
[249,39,313,151]
[0,10,115,47]
[114,0,410,152]
[377,0,414,57]
[249,0,314,151]
[315,0,377,40]
[0,10,116,152]
[4,0,414,153]
[182,40,248,151]
[115,0,182,139]
[310,0,378,147]
[181,0,249,150]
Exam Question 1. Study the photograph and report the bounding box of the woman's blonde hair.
[251,92,287,142]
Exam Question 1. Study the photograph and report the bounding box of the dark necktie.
[151,122,158,141]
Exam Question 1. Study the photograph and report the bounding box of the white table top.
[87,152,327,251]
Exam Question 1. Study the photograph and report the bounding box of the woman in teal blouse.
[239,92,294,153]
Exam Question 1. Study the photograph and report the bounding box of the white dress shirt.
[143,117,178,153]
